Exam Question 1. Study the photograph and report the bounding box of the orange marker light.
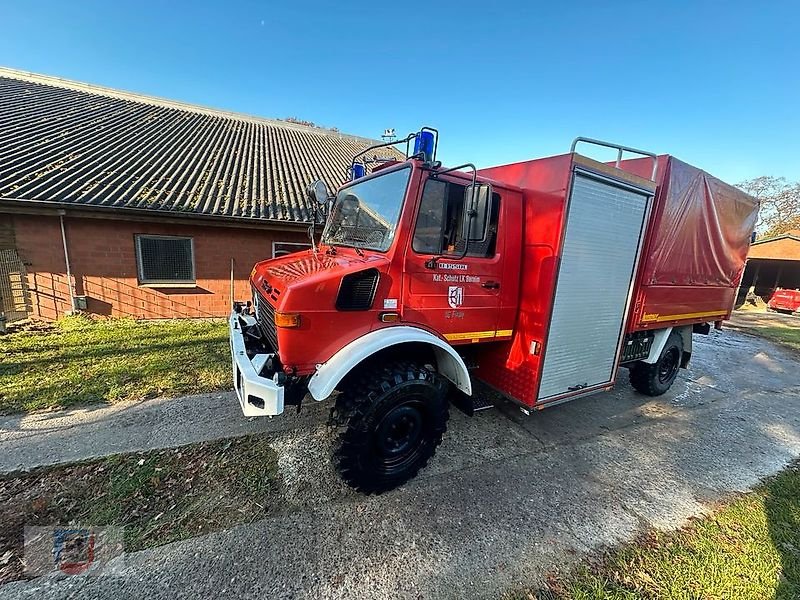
[380,312,400,323]
[274,312,301,328]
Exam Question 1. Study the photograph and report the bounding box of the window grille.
[135,235,195,284]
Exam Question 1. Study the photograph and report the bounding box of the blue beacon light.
[351,163,366,180]
[413,131,435,162]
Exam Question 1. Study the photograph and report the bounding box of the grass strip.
[0,316,229,414]
[0,434,283,584]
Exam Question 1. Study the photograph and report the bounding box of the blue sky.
[1,1,798,184]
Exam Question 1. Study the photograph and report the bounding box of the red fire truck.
[230,130,758,493]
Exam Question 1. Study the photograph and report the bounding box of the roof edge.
[0,196,312,228]
[752,232,800,245]
[0,65,382,145]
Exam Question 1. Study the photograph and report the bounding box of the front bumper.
[229,311,285,416]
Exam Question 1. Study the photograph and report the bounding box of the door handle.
[481,280,500,290]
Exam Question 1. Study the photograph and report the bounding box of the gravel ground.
[728,308,800,332]
[2,325,799,599]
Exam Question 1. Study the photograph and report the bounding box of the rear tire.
[629,332,683,396]
[331,361,449,494]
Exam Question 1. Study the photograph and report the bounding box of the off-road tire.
[629,331,683,396]
[331,361,449,494]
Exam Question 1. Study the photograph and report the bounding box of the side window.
[412,180,446,254]
[412,180,501,258]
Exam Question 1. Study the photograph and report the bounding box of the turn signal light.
[380,312,400,323]
[274,312,301,328]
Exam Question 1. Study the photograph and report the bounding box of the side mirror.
[306,180,330,206]
[462,183,493,242]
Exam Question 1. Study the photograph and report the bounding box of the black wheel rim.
[373,399,429,476]
[658,347,680,384]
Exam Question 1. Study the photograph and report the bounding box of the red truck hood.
[252,248,388,294]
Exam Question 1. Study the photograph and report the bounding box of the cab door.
[402,176,507,344]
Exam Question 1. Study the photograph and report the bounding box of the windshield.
[321,167,411,252]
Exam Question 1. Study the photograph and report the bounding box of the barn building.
[0,67,397,322]
[737,229,800,304]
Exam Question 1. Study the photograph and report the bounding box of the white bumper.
[229,312,285,416]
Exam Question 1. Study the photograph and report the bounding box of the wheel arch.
[640,325,693,367]
[307,326,472,401]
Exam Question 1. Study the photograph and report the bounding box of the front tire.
[629,331,683,396]
[332,361,449,494]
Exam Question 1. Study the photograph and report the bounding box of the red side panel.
[472,154,573,406]
[618,156,759,329]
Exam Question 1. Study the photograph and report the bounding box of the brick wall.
[12,214,308,320]
[0,215,15,250]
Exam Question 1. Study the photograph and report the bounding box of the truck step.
[450,392,494,416]
[471,395,495,412]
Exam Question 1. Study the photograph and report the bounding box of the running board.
[451,392,495,416]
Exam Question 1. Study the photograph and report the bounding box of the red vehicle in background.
[768,288,800,314]
[229,129,759,493]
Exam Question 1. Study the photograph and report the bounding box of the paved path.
[3,326,800,599]
[0,391,312,473]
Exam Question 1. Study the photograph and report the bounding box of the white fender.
[642,327,672,364]
[307,326,472,401]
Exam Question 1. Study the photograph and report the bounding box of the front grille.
[252,285,279,352]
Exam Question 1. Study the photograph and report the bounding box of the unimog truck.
[229,130,758,493]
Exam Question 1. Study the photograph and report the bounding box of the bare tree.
[737,176,800,238]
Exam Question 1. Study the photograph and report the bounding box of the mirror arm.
[431,162,477,179]
[307,205,318,254]
[304,180,333,254]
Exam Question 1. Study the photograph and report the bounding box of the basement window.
[135,235,195,286]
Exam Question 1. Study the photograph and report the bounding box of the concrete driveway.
[3,326,800,599]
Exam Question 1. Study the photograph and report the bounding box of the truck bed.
[617,155,759,330]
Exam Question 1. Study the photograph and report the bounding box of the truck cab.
[235,149,521,401]
[231,134,522,492]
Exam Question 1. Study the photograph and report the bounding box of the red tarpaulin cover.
[644,156,758,287]
[617,155,759,327]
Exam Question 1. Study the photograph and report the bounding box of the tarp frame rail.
[570,137,659,181]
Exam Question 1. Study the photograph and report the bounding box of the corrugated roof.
[0,67,404,223]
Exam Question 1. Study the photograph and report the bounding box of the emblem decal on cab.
[448,286,464,309]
